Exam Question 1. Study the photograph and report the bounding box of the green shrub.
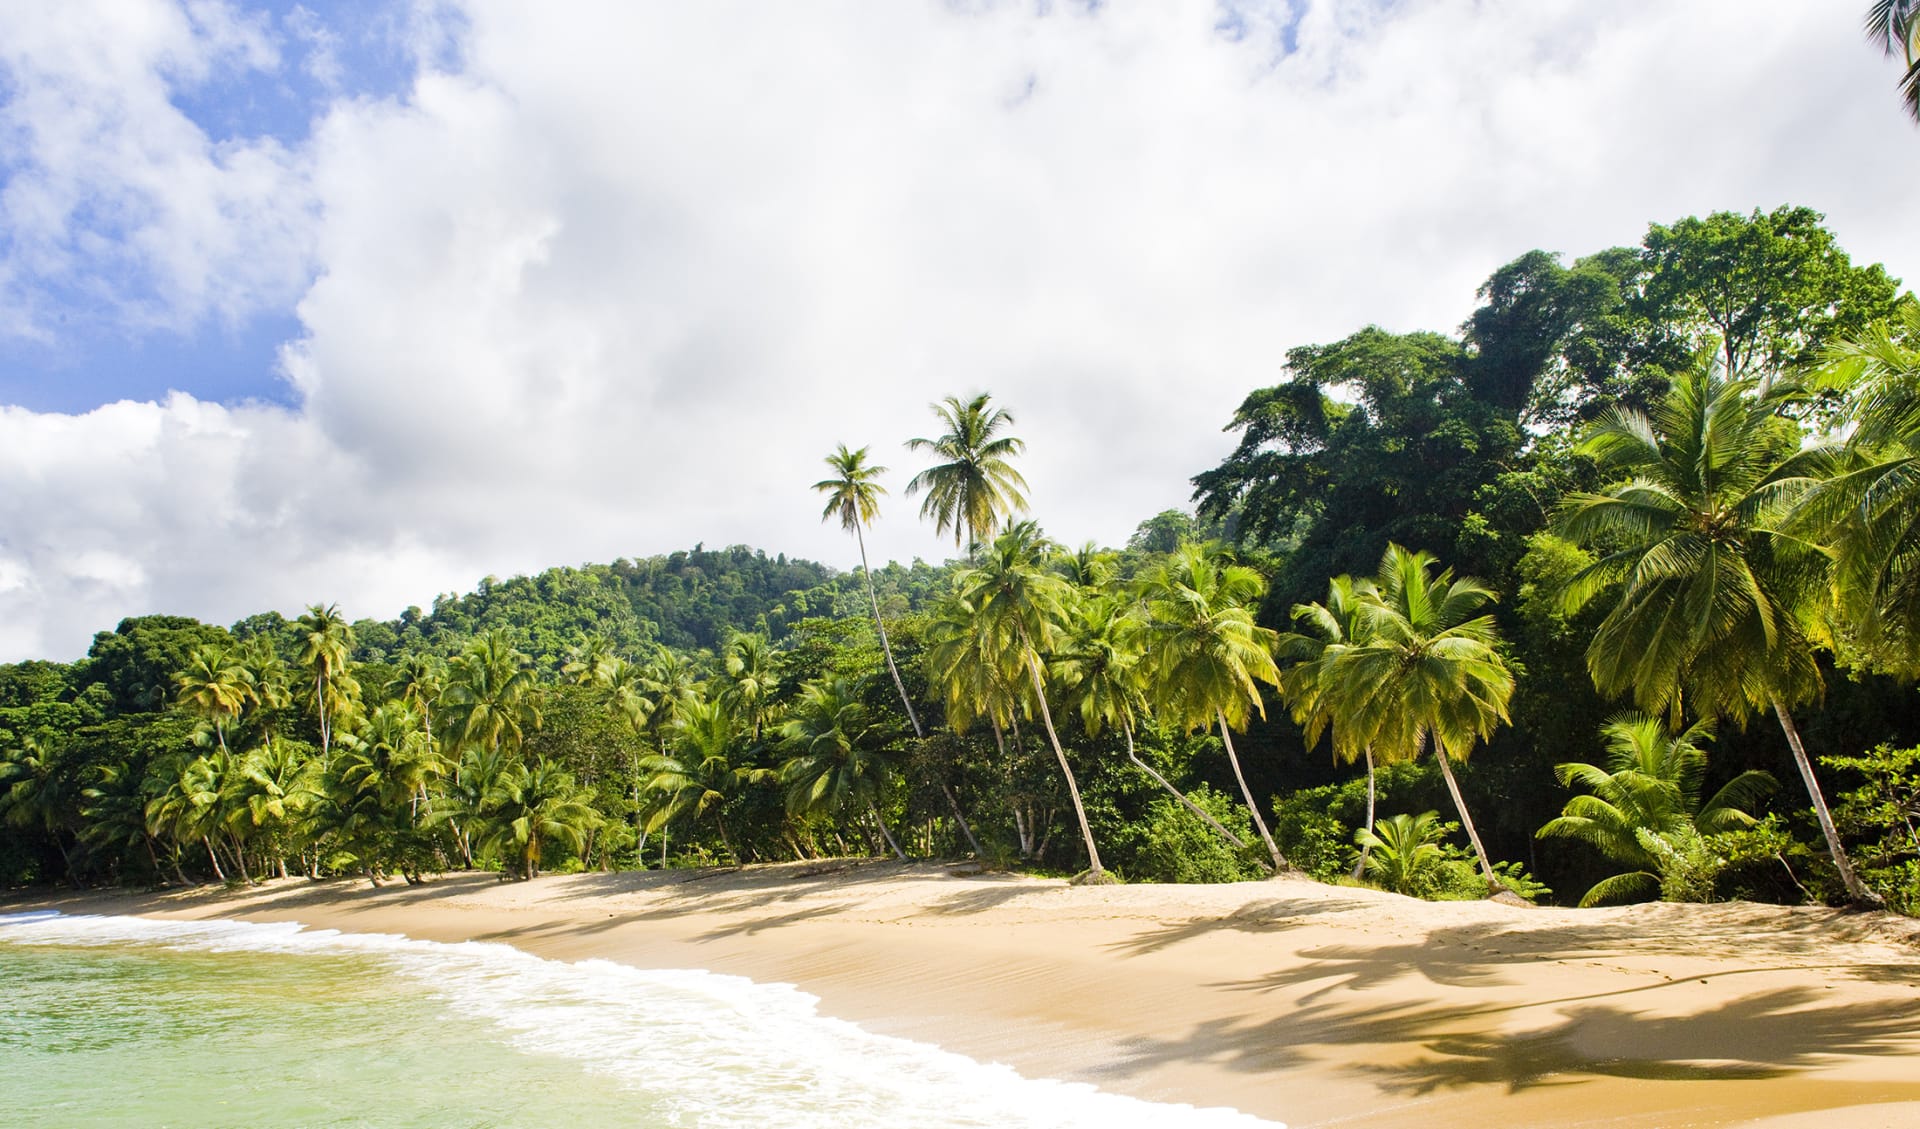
[1129,786,1266,884]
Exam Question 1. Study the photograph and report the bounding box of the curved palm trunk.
[857,526,985,859]
[1216,711,1286,870]
[1024,656,1104,875]
[1123,722,1263,862]
[869,803,907,860]
[1432,743,1496,886]
[1772,698,1877,905]
[1352,749,1378,881]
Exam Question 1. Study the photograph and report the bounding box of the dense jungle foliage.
[5,206,1918,913]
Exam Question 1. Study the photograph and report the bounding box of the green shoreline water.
[2,937,649,1128]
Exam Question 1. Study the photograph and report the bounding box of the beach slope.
[12,863,1920,1128]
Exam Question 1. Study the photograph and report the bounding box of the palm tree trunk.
[1352,749,1377,881]
[938,779,983,857]
[1216,711,1286,870]
[1024,656,1104,875]
[1772,697,1878,905]
[869,803,907,860]
[856,525,923,739]
[203,836,226,882]
[1432,743,1497,886]
[1123,723,1261,861]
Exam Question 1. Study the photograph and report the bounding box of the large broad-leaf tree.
[1557,366,1878,904]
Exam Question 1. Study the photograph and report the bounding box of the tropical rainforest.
[5,205,1919,915]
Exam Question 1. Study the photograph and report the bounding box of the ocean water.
[0,912,1284,1129]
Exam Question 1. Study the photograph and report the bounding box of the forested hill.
[228,545,959,666]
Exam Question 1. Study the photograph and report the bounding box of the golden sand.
[13,862,1920,1128]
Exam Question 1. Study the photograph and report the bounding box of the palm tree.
[295,604,357,763]
[1558,366,1876,903]
[480,758,601,878]
[950,521,1107,877]
[1799,302,1920,665]
[1280,574,1390,878]
[720,632,781,742]
[173,645,257,753]
[639,696,773,863]
[1538,713,1776,906]
[814,444,927,729]
[1867,0,1920,123]
[441,631,542,762]
[0,730,83,885]
[778,677,906,859]
[1136,542,1288,870]
[905,393,1030,555]
[1052,591,1257,858]
[1320,544,1515,885]
[1354,811,1453,898]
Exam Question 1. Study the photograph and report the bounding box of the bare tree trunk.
[939,779,984,858]
[869,803,907,860]
[1773,698,1879,905]
[1217,711,1286,870]
[1024,656,1104,875]
[1124,723,1263,863]
[1352,749,1377,881]
[1432,743,1496,886]
[203,837,226,882]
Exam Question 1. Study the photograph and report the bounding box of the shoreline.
[9,862,1920,1128]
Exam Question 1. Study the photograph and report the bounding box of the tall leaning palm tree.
[905,393,1030,556]
[1558,366,1876,904]
[951,521,1106,878]
[1136,542,1288,870]
[814,445,926,729]
[1326,545,1515,886]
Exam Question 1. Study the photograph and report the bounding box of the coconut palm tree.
[905,393,1030,555]
[720,632,781,742]
[1538,713,1776,906]
[441,631,542,762]
[814,444,926,727]
[1052,591,1257,857]
[1135,542,1288,870]
[295,604,357,763]
[1557,365,1876,903]
[480,758,602,879]
[173,645,257,753]
[1322,544,1515,886]
[950,522,1107,877]
[1799,302,1920,666]
[1280,574,1390,878]
[778,677,906,859]
[639,696,773,863]
[0,730,83,885]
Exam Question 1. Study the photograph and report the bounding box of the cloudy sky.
[3,0,1919,662]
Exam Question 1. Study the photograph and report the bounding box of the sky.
[3,0,1920,663]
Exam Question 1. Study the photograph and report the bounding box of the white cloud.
[4,0,1920,661]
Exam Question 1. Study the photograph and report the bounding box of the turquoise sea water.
[0,912,1283,1129]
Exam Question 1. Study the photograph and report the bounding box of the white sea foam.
[1,911,1286,1129]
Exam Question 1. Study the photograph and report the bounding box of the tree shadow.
[1106,898,1368,957]
[1367,988,1920,1095]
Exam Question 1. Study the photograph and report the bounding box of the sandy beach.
[10,863,1920,1128]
